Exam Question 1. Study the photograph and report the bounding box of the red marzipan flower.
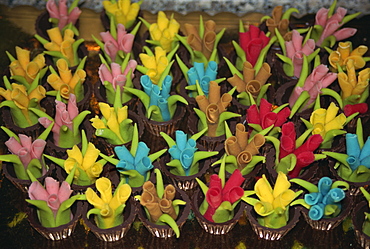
[246,98,291,130]
[204,169,244,222]
[343,103,368,117]
[239,25,270,66]
[279,122,323,178]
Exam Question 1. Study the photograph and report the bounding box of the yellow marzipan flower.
[139,46,169,84]
[329,41,368,70]
[103,0,141,29]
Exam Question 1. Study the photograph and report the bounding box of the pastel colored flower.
[103,0,142,29]
[35,27,84,67]
[47,58,86,102]
[86,177,132,229]
[6,46,47,85]
[337,59,370,104]
[26,169,85,228]
[312,1,360,47]
[147,11,180,53]
[138,46,170,85]
[289,64,337,109]
[0,77,46,128]
[328,41,369,71]
[261,5,298,39]
[46,0,81,31]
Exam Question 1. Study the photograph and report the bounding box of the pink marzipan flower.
[98,60,137,90]
[46,0,81,30]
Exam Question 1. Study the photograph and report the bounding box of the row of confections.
[0,0,370,245]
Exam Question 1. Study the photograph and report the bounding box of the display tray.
[0,5,370,249]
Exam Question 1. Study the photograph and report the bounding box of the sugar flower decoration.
[176,15,225,64]
[93,22,140,65]
[324,119,370,182]
[35,27,84,67]
[46,0,81,34]
[100,124,167,188]
[196,157,245,223]
[236,24,272,68]
[137,45,177,85]
[289,63,338,112]
[312,0,360,47]
[85,177,132,229]
[125,74,188,122]
[161,129,218,176]
[32,93,91,148]
[0,75,46,128]
[6,46,47,85]
[45,131,108,186]
[90,87,135,145]
[194,81,239,137]
[266,122,324,178]
[212,123,266,175]
[46,57,87,102]
[302,102,353,148]
[103,0,142,29]
[242,171,303,229]
[226,60,272,106]
[275,29,320,78]
[0,125,52,180]
[176,59,225,98]
[291,177,349,220]
[140,11,180,53]
[25,168,85,228]
[260,5,299,39]
[327,41,370,71]
[98,54,137,104]
[136,168,187,238]
[246,98,291,137]
[337,59,370,106]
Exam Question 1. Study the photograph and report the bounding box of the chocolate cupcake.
[352,201,370,249]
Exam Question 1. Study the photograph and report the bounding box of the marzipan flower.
[194,81,240,137]
[138,46,171,85]
[135,169,187,238]
[25,168,85,228]
[90,88,135,145]
[33,94,90,148]
[99,125,167,188]
[290,177,349,220]
[45,131,107,186]
[103,0,142,29]
[46,0,81,33]
[242,172,302,229]
[141,11,180,53]
[312,1,360,47]
[161,129,218,176]
[98,55,137,104]
[35,27,84,67]
[0,75,46,128]
[260,6,299,39]
[47,57,86,102]
[6,46,47,85]
[176,16,225,64]
[93,23,138,64]
[328,41,370,71]
[337,59,370,105]
[0,125,52,180]
[85,177,132,229]
[323,119,370,182]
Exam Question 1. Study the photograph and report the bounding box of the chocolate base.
[300,191,352,230]
[26,200,83,240]
[191,188,245,235]
[82,196,137,242]
[245,204,301,241]
[352,201,370,249]
[137,186,191,238]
